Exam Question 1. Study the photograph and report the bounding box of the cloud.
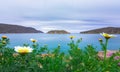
[0,0,120,33]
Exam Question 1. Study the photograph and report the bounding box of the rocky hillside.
[0,23,43,33]
[47,30,70,34]
[80,27,120,34]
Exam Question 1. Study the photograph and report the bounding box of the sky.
[0,0,120,33]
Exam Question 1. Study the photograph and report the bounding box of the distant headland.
[80,27,120,34]
[47,30,70,34]
[0,23,43,33]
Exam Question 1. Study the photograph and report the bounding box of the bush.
[0,34,120,72]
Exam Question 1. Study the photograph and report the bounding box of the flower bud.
[13,53,19,57]
[78,48,80,50]
[2,41,6,44]
[99,38,103,43]
[0,53,2,56]
[2,35,7,39]
[87,44,91,47]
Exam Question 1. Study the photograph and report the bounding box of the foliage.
[0,34,120,72]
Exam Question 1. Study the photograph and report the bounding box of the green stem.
[104,39,108,61]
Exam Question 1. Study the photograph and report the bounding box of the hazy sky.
[0,0,120,33]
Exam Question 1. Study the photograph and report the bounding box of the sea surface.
[0,33,120,52]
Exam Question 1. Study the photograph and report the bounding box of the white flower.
[69,36,75,39]
[14,46,33,54]
[100,32,116,39]
[30,38,37,42]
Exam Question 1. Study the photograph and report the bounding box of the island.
[80,27,120,34]
[47,30,70,34]
[0,23,43,33]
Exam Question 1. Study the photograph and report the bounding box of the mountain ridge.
[80,27,120,34]
[47,30,70,34]
[0,23,43,33]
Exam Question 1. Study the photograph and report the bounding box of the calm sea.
[0,33,119,52]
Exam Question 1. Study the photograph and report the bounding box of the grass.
[0,33,120,72]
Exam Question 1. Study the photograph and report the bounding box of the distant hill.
[0,23,43,33]
[47,30,70,34]
[80,27,120,34]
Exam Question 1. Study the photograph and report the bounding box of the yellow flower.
[70,36,75,39]
[30,38,37,42]
[2,35,7,39]
[100,32,116,39]
[14,46,33,54]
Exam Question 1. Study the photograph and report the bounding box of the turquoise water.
[0,33,120,52]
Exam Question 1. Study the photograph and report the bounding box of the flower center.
[18,48,29,54]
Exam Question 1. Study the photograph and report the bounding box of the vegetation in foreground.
[0,33,120,72]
